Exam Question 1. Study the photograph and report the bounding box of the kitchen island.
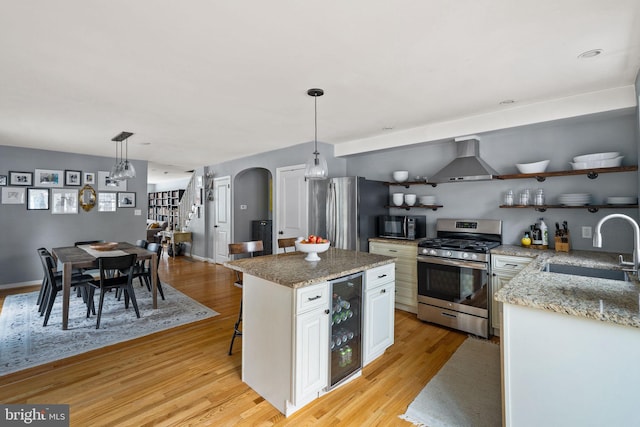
[224,248,396,417]
[493,245,640,426]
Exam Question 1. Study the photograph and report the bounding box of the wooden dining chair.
[127,242,165,300]
[228,240,263,355]
[87,254,140,329]
[38,248,95,326]
[277,237,297,253]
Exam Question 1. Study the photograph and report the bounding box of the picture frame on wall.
[1,187,26,204]
[27,188,50,210]
[9,171,33,186]
[84,172,95,185]
[97,171,126,191]
[98,192,117,212]
[34,169,63,188]
[51,188,78,214]
[117,192,136,208]
[0,175,6,186]
[64,170,82,186]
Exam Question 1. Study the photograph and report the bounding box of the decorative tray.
[90,242,118,251]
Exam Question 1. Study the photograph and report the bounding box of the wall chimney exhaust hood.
[429,136,498,183]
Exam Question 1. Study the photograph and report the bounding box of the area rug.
[400,338,501,427]
[0,283,219,376]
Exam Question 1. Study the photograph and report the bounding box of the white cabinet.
[490,254,532,334]
[294,283,329,407]
[369,241,417,313]
[243,276,329,417]
[363,264,395,366]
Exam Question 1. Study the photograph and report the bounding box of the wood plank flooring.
[0,254,470,426]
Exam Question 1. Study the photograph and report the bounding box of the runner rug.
[0,283,218,376]
[400,338,501,427]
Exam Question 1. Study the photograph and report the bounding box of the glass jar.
[534,188,545,206]
[519,189,530,206]
[503,190,514,206]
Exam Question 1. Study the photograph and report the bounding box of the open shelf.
[499,204,638,213]
[495,165,637,182]
[385,204,443,211]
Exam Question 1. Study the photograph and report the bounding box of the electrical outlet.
[582,226,592,238]
[134,209,142,216]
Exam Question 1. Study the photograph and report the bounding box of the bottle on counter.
[539,218,548,246]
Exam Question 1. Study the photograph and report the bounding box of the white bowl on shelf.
[572,152,619,163]
[515,160,550,174]
[392,193,404,206]
[295,241,330,261]
[570,156,623,170]
[392,171,409,183]
[404,194,416,206]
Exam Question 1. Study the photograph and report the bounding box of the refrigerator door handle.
[327,181,337,243]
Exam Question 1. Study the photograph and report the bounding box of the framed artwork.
[84,172,95,185]
[9,171,33,186]
[117,192,136,208]
[34,169,63,187]
[1,187,26,204]
[51,188,78,214]
[97,171,126,191]
[27,188,50,210]
[98,192,117,212]
[65,170,82,186]
[0,175,6,186]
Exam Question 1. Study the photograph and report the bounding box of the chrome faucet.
[593,213,640,275]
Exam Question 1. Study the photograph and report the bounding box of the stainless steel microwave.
[377,215,426,240]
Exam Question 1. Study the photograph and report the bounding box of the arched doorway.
[232,167,273,253]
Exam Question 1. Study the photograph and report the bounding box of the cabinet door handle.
[377,274,387,279]
[324,309,330,314]
[505,263,518,267]
[381,289,386,294]
[441,312,457,319]
[307,295,322,301]
[388,249,398,253]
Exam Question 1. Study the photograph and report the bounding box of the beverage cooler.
[328,272,363,389]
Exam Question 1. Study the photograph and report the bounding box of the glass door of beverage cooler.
[329,272,363,389]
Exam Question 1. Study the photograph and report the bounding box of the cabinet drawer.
[491,255,532,272]
[365,264,395,290]
[370,242,417,259]
[296,282,329,314]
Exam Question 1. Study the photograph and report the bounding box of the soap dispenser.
[539,218,548,246]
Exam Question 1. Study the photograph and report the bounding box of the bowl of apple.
[295,235,330,261]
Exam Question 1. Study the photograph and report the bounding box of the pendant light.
[304,88,328,180]
[110,131,136,180]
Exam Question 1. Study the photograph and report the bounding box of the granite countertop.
[493,245,640,328]
[369,237,424,246]
[224,248,396,289]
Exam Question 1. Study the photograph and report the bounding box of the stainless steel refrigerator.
[309,177,388,252]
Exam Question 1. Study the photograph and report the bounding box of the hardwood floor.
[0,255,470,426]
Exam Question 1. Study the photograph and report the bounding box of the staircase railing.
[177,173,198,231]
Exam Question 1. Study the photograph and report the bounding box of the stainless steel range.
[416,218,502,338]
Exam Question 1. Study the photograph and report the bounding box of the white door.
[276,165,308,252]
[214,176,231,263]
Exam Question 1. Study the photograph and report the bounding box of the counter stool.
[228,240,264,355]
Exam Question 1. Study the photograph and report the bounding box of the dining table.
[52,242,158,330]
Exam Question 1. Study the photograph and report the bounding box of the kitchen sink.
[542,263,629,282]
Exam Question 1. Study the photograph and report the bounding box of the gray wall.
[347,109,639,253]
[0,145,147,286]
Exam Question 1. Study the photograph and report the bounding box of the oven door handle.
[417,255,488,271]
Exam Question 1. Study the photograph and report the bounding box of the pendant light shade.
[109,131,136,180]
[304,88,328,180]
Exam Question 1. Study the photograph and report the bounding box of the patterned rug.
[0,283,219,376]
[400,338,501,427]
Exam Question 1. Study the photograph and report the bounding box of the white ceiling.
[1,1,639,183]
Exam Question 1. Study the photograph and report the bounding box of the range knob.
[429,249,438,256]
[462,252,469,259]
[470,253,478,260]
[446,251,452,257]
